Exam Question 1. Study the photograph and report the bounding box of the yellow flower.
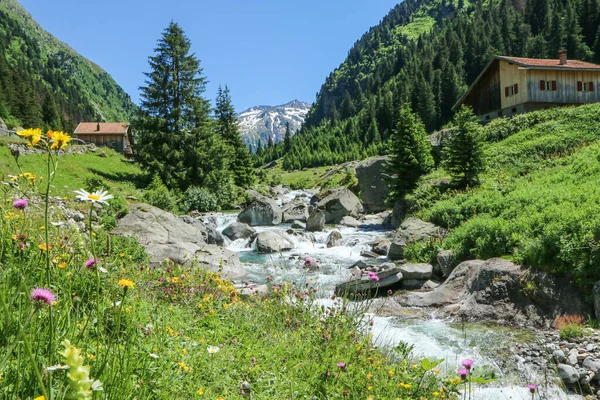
[39,244,49,251]
[367,396,375,400]
[120,253,125,257]
[48,130,72,150]
[58,262,67,269]
[366,373,373,379]
[117,279,135,289]
[388,369,395,377]
[197,388,204,395]
[34,396,45,400]
[86,354,96,360]
[178,361,190,372]
[367,385,373,391]
[17,128,42,147]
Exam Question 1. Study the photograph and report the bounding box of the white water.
[205,193,581,400]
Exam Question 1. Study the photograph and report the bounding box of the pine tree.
[385,105,434,201]
[136,21,212,190]
[284,122,292,152]
[267,135,274,148]
[443,105,485,188]
[214,85,255,187]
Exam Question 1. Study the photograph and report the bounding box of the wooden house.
[74,122,132,154]
[453,51,600,122]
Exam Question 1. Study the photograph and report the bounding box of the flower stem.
[44,149,54,400]
[89,205,102,360]
[115,289,127,339]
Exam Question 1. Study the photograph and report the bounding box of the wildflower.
[366,373,373,379]
[197,388,204,395]
[367,271,380,281]
[38,244,50,251]
[85,258,98,269]
[461,359,474,370]
[387,289,393,295]
[337,362,346,369]
[207,346,220,354]
[527,383,538,393]
[117,279,135,289]
[12,199,28,209]
[30,287,56,306]
[48,130,71,150]
[458,369,469,379]
[17,128,42,146]
[149,353,159,359]
[59,339,103,398]
[34,396,45,400]
[388,369,395,376]
[58,262,67,269]
[74,189,114,205]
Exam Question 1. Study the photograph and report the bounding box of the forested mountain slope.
[258,0,600,170]
[0,0,136,132]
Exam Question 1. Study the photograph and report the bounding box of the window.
[539,80,557,91]
[578,81,595,92]
[512,108,517,113]
[505,86,514,97]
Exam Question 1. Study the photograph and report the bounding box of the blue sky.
[19,0,399,112]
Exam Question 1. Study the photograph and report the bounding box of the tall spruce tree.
[385,105,434,201]
[284,122,292,152]
[443,105,485,188]
[136,21,212,189]
[214,85,255,188]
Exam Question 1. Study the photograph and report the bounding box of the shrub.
[183,186,218,212]
[555,315,586,340]
[143,175,177,211]
[204,170,239,210]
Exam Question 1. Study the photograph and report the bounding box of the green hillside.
[0,0,136,132]
[255,0,600,169]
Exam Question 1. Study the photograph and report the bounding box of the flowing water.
[205,193,581,399]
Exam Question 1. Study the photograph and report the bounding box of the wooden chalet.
[453,51,600,122]
[74,122,132,154]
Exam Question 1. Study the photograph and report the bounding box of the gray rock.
[557,364,580,384]
[355,156,390,213]
[179,215,225,246]
[306,210,325,232]
[235,283,269,299]
[316,188,363,224]
[593,281,600,322]
[339,216,362,228]
[568,348,579,366]
[113,204,245,280]
[553,349,566,363]
[583,357,600,379]
[238,196,283,226]
[222,222,256,241]
[390,200,404,229]
[388,218,447,260]
[400,263,433,280]
[326,230,343,248]
[436,250,455,278]
[360,251,380,258]
[291,220,306,230]
[370,238,391,256]
[335,272,402,296]
[401,279,427,290]
[282,199,310,223]
[423,280,440,290]
[0,117,7,133]
[254,231,294,253]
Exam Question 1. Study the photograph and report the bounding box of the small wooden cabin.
[74,122,132,154]
[453,51,600,122]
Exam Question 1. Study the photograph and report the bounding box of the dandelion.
[117,279,135,289]
[30,287,56,306]
[85,258,98,269]
[207,346,220,354]
[74,189,114,205]
[17,128,42,146]
[48,130,71,150]
[12,199,28,209]
[461,359,474,370]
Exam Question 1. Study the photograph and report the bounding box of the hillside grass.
[412,104,600,293]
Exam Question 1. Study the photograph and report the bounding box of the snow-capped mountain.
[237,100,310,151]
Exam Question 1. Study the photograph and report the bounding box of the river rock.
[238,196,283,226]
[306,210,325,232]
[388,218,447,260]
[370,238,391,255]
[335,263,403,296]
[423,280,440,290]
[558,364,580,384]
[0,117,6,133]
[355,156,390,213]
[400,263,433,280]
[222,222,256,241]
[286,229,315,243]
[282,199,310,222]
[326,230,342,248]
[235,283,269,299]
[339,216,362,228]
[396,258,590,327]
[583,357,600,379]
[568,348,579,366]
[360,250,380,258]
[291,220,306,229]
[316,188,363,224]
[553,349,566,363]
[255,231,294,253]
[179,215,225,246]
[436,249,455,278]
[113,203,246,279]
[401,279,427,290]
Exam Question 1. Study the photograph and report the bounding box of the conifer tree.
[385,105,434,201]
[443,105,485,188]
[284,122,292,152]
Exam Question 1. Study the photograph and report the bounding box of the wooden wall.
[526,70,600,104]
[462,60,501,116]
[500,60,529,109]
[76,134,124,152]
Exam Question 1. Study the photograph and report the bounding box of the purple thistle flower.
[13,199,28,209]
[527,384,538,393]
[30,287,55,306]
[461,359,474,370]
[370,273,380,282]
[337,362,346,369]
[458,368,469,379]
[85,257,98,269]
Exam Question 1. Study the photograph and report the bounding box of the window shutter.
[505,87,509,97]
[514,83,518,94]
[540,80,545,91]
[590,82,595,91]
[552,81,557,91]
[578,81,583,92]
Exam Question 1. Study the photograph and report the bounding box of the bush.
[143,175,177,211]
[204,170,239,210]
[555,315,586,340]
[183,186,218,212]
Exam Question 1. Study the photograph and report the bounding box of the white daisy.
[74,189,114,205]
[207,345,220,354]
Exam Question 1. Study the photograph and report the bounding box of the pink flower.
[13,199,28,209]
[30,287,55,306]
[461,359,474,370]
[458,368,469,379]
[337,362,346,369]
[527,384,538,393]
[85,257,98,269]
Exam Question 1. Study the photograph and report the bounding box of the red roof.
[74,122,129,135]
[498,56,600,70]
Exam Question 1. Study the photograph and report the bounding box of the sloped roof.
[497,56,600,70]
[74,122,129,135]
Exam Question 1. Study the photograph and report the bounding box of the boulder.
[370,238,391,255]
[389,200,404,229]
[316,188,363,224]
[306,210,325,232]
[339,216,362,228]
[254,231,294,253]
[355,156,390,213]
[235,283,270,299]
[401,280,427,290]
[179,215,225,246]
[286,229,315,243]
[400,263,433,280]
[360,251,380,258]
[397,258,590,327]
[436,250,455,278]
[0,117,6,133]
[583,357,600,379]
[326,230,343,248]
[557,364,580,385]
[238,196,283,226]
[388,218,447,260]
[290,220,306,230]
[222,222,256,241]
[113,203,246,280]
[282,199,310,222]
[335,263,403,296]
